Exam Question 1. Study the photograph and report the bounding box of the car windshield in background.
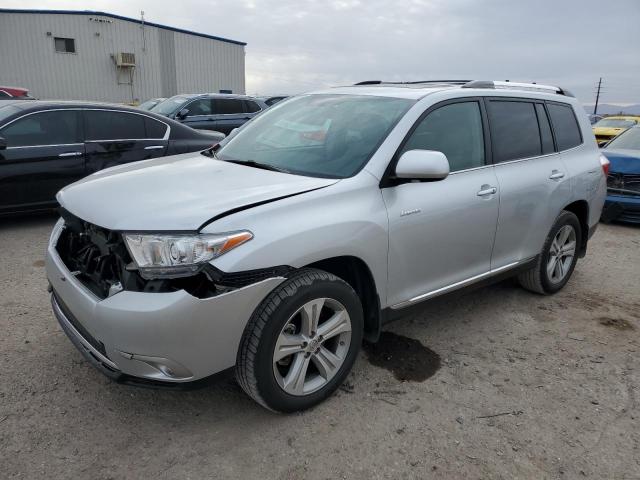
[594,118,637,128]
[216,94,414,178]
[0,104,21,124]
[150,96,189,115]
[605,127,640,150]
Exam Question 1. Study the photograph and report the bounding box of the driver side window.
[401,101,485,172]
[185,99,213,117]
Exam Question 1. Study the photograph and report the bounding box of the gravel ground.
[0,214,638,479]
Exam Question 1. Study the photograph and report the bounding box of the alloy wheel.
[547,225,577,284]
[272,298,352,396]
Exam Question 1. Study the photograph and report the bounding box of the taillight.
[599,154,610,176]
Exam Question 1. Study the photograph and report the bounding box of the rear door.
[0,109,84,212]
[84,110,169,174]
[213,98,251,134]
[487,98,571,268]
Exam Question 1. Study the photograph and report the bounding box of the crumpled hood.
[602,149,640,174]
[57,153,339,231]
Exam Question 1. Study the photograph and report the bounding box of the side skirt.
[380,256,538,326]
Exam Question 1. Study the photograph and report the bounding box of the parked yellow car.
[592,116,640,146]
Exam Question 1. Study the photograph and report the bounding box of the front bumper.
[46,223,284,383]
[602,193,640,224]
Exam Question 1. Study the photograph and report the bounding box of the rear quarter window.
[547,103,582,151]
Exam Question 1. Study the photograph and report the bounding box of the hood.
[602,149,640,174]
[593,127,626,137]
[57,153,339,231]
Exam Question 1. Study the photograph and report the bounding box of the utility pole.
[594,77,602,115]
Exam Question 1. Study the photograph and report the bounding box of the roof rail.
[462,80,574,97]
[354,79,472,86]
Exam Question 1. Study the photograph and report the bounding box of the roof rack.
[352,79,574,97]
[354,80,472,86]
[462,80,574,97]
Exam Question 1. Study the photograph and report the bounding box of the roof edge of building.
[0,8,247,46]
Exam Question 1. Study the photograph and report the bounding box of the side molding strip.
[390,261,523,310]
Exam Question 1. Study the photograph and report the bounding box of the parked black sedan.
[0,100,224,215]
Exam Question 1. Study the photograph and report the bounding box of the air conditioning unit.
[115,52,136,67]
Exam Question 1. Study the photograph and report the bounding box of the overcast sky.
[5,0,640,104]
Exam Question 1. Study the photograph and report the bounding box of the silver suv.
[46,80,608,412]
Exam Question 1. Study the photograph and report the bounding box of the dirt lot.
[0,214,638,479]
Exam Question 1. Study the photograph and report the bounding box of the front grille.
[56,211,134,299]
[607,173,640,196]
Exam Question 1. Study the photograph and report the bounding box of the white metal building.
[0,9,246,104]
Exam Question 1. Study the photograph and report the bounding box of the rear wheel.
[236,269,363,412]
[518,211,581,295]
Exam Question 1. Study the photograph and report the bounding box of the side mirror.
[176,108,189,120]
[395,150,450,180]
[0,136,7,150]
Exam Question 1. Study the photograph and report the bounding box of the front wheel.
[236,269,363,412]
[518,210,582,295]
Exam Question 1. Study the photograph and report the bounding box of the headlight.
[124,231,253,279]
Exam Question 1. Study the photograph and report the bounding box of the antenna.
[140,10,146,52]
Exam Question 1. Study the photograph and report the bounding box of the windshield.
[606,127,640,150]
[150,96,190,116]
[216,94,413,178]
[0,104,21,124]
[594,118,637,128]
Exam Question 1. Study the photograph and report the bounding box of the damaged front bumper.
[46,219,285,384]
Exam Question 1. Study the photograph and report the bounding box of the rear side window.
[535,104,554,154]
[401,101,485,172]
[243,100,261,113]
[85,111,146,140]
[144,117,168,139]
[547,103,582,151]
[0,110,82,147]
[488,101,541,162]
[214,99,244,115]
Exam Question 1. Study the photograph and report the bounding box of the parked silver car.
[46,80,607,412]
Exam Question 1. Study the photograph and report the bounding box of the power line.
[593,77,603,115]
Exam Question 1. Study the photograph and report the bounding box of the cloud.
[3,0,639,103]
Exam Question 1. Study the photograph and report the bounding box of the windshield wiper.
[223,159,291,174]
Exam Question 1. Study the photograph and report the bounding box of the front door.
[0,109,85,213]
[383,99,499,308]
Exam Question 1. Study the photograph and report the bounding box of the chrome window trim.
[448,143,583,176]
[0,107,171,144]
[5,142,84,150]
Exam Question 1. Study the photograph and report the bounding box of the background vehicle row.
[0,101,224,215]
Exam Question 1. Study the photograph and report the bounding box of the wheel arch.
[562,200,589,256]
[304,256,381,342]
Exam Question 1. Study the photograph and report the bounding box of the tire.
[236,268,364,412]
[518,210,582,295]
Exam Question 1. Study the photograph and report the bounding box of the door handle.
[58,151,82,157]
[549,170,565,180]
[477,186,497,197]
[144,145,165,150]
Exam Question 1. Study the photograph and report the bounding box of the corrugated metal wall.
[0,12,245,103]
